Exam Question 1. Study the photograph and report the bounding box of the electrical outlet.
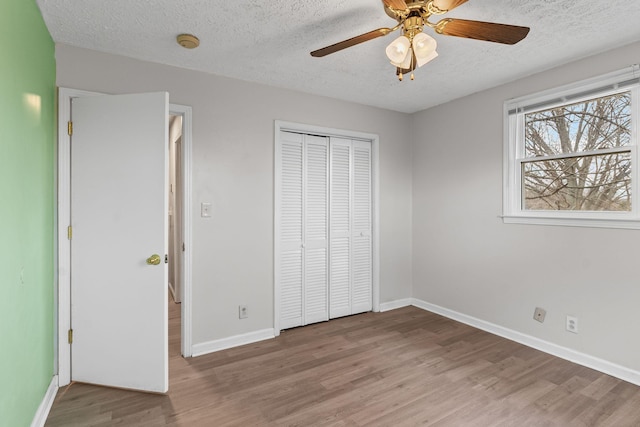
[566,315,578,334]
[239,305,248,319]
[533,307,546,323]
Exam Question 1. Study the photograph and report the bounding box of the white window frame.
[503,65,640,229]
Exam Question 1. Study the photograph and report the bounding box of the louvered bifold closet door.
[277,131,329,329]
[304,135,329,325]
[278,132,304,329]
[329,137,353,319]
[351,140,372,314]
[278,130,371,329]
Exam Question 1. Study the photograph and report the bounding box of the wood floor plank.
[45,301,640,426]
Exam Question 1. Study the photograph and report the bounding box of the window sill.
[501,214,640,230]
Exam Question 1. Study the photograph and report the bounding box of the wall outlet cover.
[533,307,546,323]
[566,315,578,333]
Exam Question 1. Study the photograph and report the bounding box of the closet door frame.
[274,120,379,335]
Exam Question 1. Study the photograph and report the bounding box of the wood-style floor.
[45,300,640,426]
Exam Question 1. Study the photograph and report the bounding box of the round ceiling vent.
[177,34,200,49]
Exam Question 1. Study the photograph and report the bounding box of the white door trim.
[56,87,194,386]
[273,120,380,336]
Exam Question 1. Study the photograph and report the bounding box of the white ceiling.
[38,0,640,113]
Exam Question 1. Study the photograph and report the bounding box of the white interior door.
[70,92,169,393]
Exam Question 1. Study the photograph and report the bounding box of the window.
[503,66,640,229]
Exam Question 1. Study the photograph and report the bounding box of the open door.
[70,92,169,393]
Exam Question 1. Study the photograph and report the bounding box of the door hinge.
[165,254,168,264]
[67,121,73,136]
[68,329,73,344]
[67,225,72,240]
[182,242,185,252]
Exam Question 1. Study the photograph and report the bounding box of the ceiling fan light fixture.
[392,48,413,69]
[412,32,438,67]
[385,35,411,65]
[416,49,438,67]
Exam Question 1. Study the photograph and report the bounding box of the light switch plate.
[201,202,212,218]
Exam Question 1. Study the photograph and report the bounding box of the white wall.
[411,41,640,373]
[55,44,413,346]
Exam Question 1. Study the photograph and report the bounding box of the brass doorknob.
[146,254,161,265]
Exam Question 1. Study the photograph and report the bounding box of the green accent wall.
[0,0,56,425]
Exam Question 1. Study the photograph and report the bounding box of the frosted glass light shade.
[412,32,438,67]
[385,36,411,65]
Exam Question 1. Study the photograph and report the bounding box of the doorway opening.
[168,113,183,358]
[168,114,183,305]
[168,104,193,359]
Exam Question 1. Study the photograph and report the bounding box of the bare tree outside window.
[523,92,631,211]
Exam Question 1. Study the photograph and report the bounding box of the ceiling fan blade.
[430,0,469,13]
[310,28,394,57]
[435,18,530,45]
[382,0,408,10]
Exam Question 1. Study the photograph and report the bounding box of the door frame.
[56,87,194,386]
[273,120,380,335]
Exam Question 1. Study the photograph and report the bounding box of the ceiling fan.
[310,0,530,81]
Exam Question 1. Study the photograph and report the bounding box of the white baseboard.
[30,375,58,427]
[192,328,275,357]
[379,298,413,312]
[411,298,640,387]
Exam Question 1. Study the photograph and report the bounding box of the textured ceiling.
[37,0,640,113]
